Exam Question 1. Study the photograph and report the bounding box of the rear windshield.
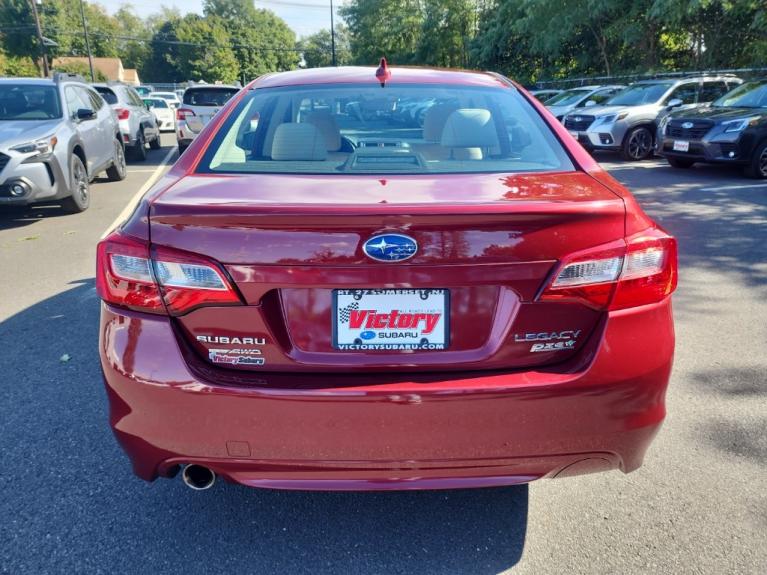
[544,89,592,106]
[0,84,61,120]
[606,82,674,106]
[183,87,239,106]
[94,87,118,105]
[199,83,574,176]
[144,98,169,109]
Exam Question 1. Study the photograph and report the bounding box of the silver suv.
[0,74,126,213]
[93,82,160,161]
[176,84,240,153]
[564,76,742,160]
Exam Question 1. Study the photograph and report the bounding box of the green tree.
[417,0,476,67]
[0,50,39,76]
[203,0,299,81]
[300,25,352,68]
[340,0,425,65]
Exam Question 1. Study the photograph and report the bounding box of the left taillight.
[539,227,677,311]
[96,232,241,316]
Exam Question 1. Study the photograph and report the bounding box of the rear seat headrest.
[271,123,328,161]
[440,108,499,149]
[304,111,342,152]
[422,104,458,142]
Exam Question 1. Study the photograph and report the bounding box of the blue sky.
[97,0,343,37]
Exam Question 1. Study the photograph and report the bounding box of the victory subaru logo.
[363,234,418,262]
[681,121,694,129]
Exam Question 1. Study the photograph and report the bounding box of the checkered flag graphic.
[338,301,359,324]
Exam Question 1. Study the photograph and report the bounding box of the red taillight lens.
[115,107,130,121]
[539,228,677,311]
[96,232,241,316]
[176,107,195,121]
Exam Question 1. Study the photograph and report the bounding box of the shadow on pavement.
[0,279,528,574]
[603,158,767,295]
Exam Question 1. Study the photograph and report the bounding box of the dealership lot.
[1,134,765,574]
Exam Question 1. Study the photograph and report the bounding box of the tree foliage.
[300,25,352,68]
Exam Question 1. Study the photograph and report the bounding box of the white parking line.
[101,146,177,239]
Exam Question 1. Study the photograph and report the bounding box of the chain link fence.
[534,67,767,88]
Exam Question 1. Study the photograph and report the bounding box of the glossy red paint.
[98,66,677,490]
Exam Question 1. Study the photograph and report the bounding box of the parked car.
[545,85,624,121]
[97,66,678,492]
[135,85,154,98]
[143,97,175,132]
[658,79,767,178]
[564,76,742,160]
[0,74,125,213]
[93,82,160,161]
[529,88,562,103]
[148,91,181,109]
[176,84,239,153]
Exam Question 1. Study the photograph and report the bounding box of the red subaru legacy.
[97,66,677,491]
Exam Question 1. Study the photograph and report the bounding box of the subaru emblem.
[574,116,581,121]
[681,121,694,129]
[363,234,418,262]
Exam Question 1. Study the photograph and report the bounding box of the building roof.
[52,57,125,81]
[122,68,140,85]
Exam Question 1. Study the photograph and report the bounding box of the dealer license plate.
[673,140,690,152]
[333,289,449,351]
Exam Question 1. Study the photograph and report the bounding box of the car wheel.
[132,130,147,161]
[61,154,90,213]
[667,157,695,169]
[106,138,127,181]
[745,141,767,179]
[621,126,654,161]
[149,132,161,150]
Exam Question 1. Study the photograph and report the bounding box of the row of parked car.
[0,73,243,213]
[534,75,767,178]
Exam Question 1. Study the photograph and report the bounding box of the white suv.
[176,85,239,153]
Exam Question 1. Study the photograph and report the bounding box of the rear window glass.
[94,87,117,105]
[183,87,239,106]
[199,83,574,176]
[0,84,61,120]
[145,98,168,109]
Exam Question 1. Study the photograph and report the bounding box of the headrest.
[304,111,342,152]
[422,103,458,142]
[440,108,499,148]
[271,123,328,161]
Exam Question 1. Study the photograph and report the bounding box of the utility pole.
[30,0,49,77]
[78,0,95,81]
[330,0,336,66]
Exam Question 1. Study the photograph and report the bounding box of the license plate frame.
[673,140,690,152]
[332,288,450,351]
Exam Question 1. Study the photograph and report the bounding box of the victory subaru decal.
[363,234,418,262]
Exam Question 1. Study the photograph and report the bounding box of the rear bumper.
[99,299,674,490]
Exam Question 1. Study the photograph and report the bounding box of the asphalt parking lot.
[1,134,765,574]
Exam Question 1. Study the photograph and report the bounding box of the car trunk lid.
[150,171,624,374]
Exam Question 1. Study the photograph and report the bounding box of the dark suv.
[658,80,767,178]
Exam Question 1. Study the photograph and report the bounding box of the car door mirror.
[666,98,683,109]
[584,100,597,107]
[76,108,96,121]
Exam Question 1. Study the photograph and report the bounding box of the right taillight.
[176,107,194,121]
[96,232,242,316]
[115,107,130,121]
[539,228,677,311]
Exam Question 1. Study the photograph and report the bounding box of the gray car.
[545,85,624,121]
[0,74,126,213]
[563,76,742,160]
[93,82,160,161]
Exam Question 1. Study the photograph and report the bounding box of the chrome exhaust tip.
[182,464,216,490]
